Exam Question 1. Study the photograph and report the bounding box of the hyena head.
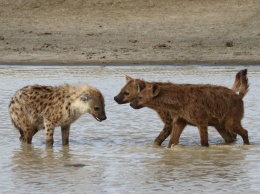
[130,83,160,109]
[73,87,106,122]
[114,75,146,104]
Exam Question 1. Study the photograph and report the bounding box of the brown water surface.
[0,65,260,193]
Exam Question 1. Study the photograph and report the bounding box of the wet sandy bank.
[0,0,259,65]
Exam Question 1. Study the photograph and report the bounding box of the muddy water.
[0,65,260,193]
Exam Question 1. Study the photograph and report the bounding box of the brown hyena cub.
[115,69,247,146]
[130,70,249,147]
[9,84,106,147]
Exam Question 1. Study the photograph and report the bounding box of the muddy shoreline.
[0,0,259,66]
[1,60,259,66]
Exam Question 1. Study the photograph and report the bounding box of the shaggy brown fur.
[9,84,106,147]
[130,70,249,147]
[115,69,248,146]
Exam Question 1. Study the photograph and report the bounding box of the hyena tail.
[231,69,249,98]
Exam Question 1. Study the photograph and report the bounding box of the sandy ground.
[0,0,259,65]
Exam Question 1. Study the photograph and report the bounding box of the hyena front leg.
[154,110,172,146]
[44,119,55,147]
[153,123,172,146]
[198,124,209,147]
[61,125,70,146]
[168,118,187,148]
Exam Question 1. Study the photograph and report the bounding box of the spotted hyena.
[9,84,106,147]
[115,69,248,146]
[130,70,249,147]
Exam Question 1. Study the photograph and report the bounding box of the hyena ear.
[136,83,141,92]
[125,75,133,83]
[135,80,146,92]
[151,84,160,97]
[80,93,90,102]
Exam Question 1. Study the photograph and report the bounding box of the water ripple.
[0,65,260,193]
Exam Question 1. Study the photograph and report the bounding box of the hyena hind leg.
[19,128,34,144]
[13,121,34,144]
[226,122,249,145]
[214,124,237,143]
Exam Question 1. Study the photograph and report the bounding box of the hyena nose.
[114,96,119,103]
[102,116,107,121]
[101,113,107,121]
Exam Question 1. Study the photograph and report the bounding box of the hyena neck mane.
[147,85,184,112]
[64,84,97,100]
[64,84,84,98]
[62,84,93,116]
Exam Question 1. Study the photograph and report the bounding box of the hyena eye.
[138,96,142,100]
[124,92,129,96]
[94,107,100,111]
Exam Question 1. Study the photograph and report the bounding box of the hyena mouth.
[93,116,102,122]
[93,115,106,122]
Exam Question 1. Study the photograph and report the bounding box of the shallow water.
[0,65,260,193]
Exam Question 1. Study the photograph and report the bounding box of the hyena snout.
[92,108,107,122]
[114,94,125,104]
[130,99,142,109]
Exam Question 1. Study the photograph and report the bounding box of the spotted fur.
[9,84,106,146]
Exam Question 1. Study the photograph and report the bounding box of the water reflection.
[11,144,106,193]
[12,145,74,173]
